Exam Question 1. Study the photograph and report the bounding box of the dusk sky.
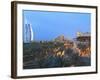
[23,10,91,41]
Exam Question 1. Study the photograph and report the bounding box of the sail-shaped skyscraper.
[23,22,34,43]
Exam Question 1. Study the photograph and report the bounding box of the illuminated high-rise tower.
[23,23,33,43]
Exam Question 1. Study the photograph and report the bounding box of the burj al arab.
[23,20,34,43]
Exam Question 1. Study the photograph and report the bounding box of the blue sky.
[23,10,91,41]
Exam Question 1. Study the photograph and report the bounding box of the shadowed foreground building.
[75,32,91,57]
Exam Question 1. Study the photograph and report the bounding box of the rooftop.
[77,32,90,37]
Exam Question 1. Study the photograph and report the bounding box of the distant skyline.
[23,10,91,41]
